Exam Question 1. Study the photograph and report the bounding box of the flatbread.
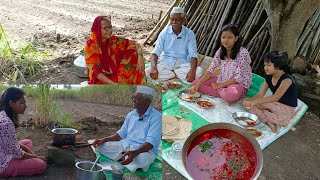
[163,118,192,141]
[162,115,180,136]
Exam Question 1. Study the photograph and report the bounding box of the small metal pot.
[75,161,105,180]
[52,128,78,146]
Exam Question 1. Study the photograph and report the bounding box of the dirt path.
[1,0,170,40]
[0,0,171,84]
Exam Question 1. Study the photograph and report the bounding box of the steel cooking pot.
[182,123,263,180]
[52,128,78,146]
[75,161,105,180]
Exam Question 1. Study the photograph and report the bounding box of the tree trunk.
[263,0,320,61]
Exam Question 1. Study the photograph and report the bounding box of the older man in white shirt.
[93,86,162,173]
[145,7,203,84]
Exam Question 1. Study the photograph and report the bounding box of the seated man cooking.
[92,85,162,172]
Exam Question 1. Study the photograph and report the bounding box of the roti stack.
[162,115,192,141]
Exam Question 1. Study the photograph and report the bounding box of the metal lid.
[172,142,182,151]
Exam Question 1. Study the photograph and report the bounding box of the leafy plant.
[49,100,72,128]
[0,25,45,82]
[34,84,51,127]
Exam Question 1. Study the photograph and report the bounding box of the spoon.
[90,154,101,171]
[111,164,121,174]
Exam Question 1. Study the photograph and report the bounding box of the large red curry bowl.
[182,123,263,180]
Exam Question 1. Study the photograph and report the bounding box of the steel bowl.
[179,89,201,102]
[195,98,214,109]
[75,161,105,180]
[182,123,263,180]
[233,111,261,127]
[166,81,182,89]
[74,55,89,78]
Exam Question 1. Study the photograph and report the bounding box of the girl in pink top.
[190,24,252,104]
[0,87,46,177]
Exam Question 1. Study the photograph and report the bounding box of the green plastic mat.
[161,73,308,179]
[95,153,163,180]
[162,74,265,150]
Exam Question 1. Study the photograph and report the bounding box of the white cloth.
[145,61,203,83]
[135,86,157,98]
[96,141,156,173]
[171,7,185,15]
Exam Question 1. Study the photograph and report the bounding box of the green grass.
[49,100,72,128]
[33,84,51,126]
[0,25,48,82]
[0,84,162,127]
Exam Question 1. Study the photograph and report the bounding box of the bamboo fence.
[144,1,319,74]
[296,7,320,65]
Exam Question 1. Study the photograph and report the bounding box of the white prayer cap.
[135,86,157,98]
[170,7,185,15]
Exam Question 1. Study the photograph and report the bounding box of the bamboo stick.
[243,2,264,44]
[295,7,319,53]
[143,0,180,45]
[188,0,207,28]
[251,31,266,68]
[198,0,223,54]
[193,0,211,34]
[240,0,261,37]
[254,39,271,73]
[208,0,234,56]
[309,12,320,58]
[231,0,244,24]
[197,1,216,42]
[203,0,228,55]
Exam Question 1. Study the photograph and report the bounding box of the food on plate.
[167,81,181,89]
[236,117,256,126]
[196,100,213,108]
[186,129,257,180]
[246,128,262,137]
[180,91,200,101]
[162,84,168,92]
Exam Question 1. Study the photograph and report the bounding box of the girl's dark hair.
[264,51,291,74]
[0,87,25,128]
[218,23,242,60]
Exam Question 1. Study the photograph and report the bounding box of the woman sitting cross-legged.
[242,51,297,133]
[190,24,252,105]
[0,87,46,177]
[85,16,146,84]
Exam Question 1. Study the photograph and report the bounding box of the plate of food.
[232,112,260,127]
[246,127,262,137]
[195,98,214,109]
[166,81,182,89]
[179,89,201,101]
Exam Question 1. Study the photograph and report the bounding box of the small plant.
[34,84,51,127]
[0,25,44,82]
[49,100,72,128]
[59,113,72,128]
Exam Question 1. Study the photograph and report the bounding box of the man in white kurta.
[93,86,162,172]
[145,7,203,84]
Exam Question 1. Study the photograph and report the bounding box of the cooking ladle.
[90,154,101,171]
[111,164,121,174]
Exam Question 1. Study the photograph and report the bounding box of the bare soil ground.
[0,0,171,84]
[4,98,134,180]
[1,1,320,180]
